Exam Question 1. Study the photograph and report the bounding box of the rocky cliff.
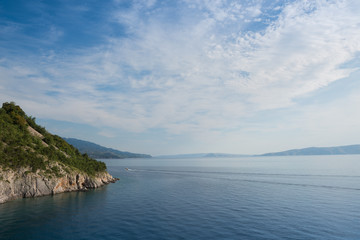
[0,102,118,204]
[0,166,117,204]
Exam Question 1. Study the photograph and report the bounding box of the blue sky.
[1,0,360,155]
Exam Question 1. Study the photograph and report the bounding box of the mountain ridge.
[64,138,152,159]
[155,144,360,158]
[259,144,360,156]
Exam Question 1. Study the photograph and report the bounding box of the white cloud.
[47,25,63,42]
[222,0,360,108]
[1,0,360,141]
[246,4,262,17]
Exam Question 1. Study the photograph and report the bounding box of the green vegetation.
[0,102,106,175]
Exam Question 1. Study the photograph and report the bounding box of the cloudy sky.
[1,0,360,155]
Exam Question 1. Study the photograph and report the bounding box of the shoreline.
[0,167,118,204]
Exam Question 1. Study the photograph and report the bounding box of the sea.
[0,155,359,240]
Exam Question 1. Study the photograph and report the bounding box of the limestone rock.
[0,167,118,204]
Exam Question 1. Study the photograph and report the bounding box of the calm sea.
[0,155,359,240]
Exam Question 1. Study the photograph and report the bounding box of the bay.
[0,155,359,239]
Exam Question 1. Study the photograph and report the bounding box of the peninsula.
[64,138,151,159]
[0,102,118,204]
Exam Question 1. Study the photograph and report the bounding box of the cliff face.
[0,166,117,204]
[0,102,119,204]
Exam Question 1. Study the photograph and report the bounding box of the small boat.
[125,168,129,171]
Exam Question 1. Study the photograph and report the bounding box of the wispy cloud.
[1,0,360,153]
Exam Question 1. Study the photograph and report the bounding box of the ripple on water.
[1,156,360,240]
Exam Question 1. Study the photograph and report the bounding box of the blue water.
[1,155,360,239]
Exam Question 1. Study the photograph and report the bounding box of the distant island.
[64,138,152,159]
[0,102,118,204]
[156,144,360,158]
[259,145,360,156]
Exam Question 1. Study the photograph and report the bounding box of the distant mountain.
[156,145,360,159]
[155,153,249,159]
[64,138,151,159]
[260,145,360,156]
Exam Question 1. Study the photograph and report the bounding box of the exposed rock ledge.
[0,167,118,204]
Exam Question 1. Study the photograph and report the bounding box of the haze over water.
[1,155,359,240]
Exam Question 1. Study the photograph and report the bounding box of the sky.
[1,0,360,156]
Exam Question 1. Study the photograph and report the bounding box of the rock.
[0,167,118,204]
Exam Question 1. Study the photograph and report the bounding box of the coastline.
[0,166,118,204]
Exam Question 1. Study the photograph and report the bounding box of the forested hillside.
[0,102,106,176]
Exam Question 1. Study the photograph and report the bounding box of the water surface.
[0,155,359,239]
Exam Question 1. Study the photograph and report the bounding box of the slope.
[64,138,151,159]
[260,145,360,156]
[0,102,117,204]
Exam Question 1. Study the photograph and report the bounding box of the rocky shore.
[0,166,118,204]
[0,102,119,204]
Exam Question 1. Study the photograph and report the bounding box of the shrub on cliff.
[0,102,106,175]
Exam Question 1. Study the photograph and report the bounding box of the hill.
[0,102,117,204]
[260,145,360,156]
[155,145,360,159]
[64,138,151,159]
